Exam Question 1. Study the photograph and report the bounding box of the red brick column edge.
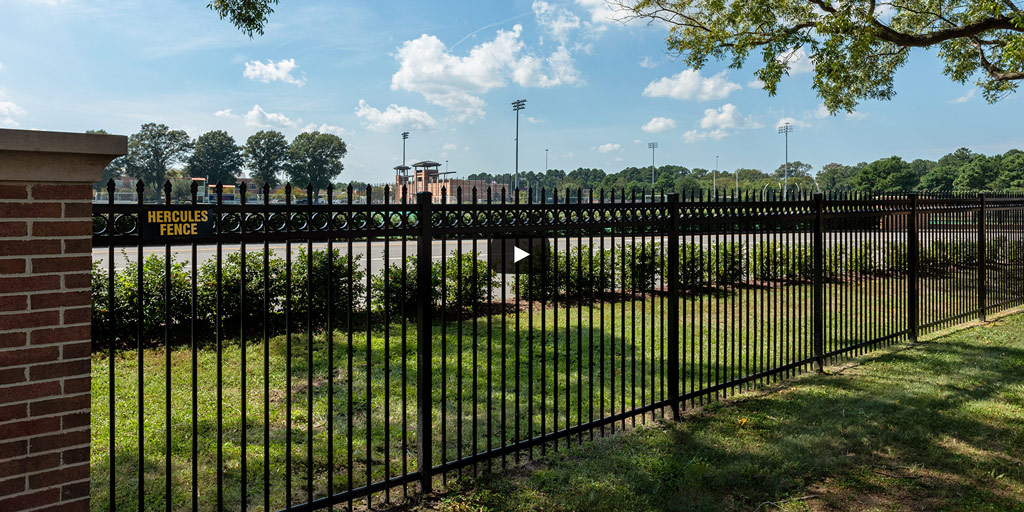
[0,129,126,512]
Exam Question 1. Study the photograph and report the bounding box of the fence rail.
[90,180,1024,511]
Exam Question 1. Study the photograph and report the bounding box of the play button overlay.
[488,237,550,274]
[513,246,530,264]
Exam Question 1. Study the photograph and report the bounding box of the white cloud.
[302,123,350,136]
[533,1,580,43]
[682,104,761,143]
[643,69,741,101]
[213,108,234,118]
[355,99,437,132]
[391,25,581,122]
[243,58,306,86]
[682,129,729,143]
[244,104,296,129]
[575,0,620,24]
[0,62,4,71]
[845,111,867,120]
[747,78,764,88]
[812,104,830,119]
[778,47,813,74]
[0,100,27,127]
[950,89,975,104]
[442,142,458,151]
[775,116,809,129]
[525,116,541,123]
[598,143,621,153]
[633,139,641,144]
[641,116,676,133]
[699,104,761,130]
[639,56,659,68]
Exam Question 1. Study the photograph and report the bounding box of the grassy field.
[89,274,1016,511]
[431,311,1024,512]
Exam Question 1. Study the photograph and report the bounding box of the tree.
[126,124,193,199]
[188,130,243,186]
[244,130,289,191]
[772,161,813,180]
[954,155,1000,190]
[919,165,960,190]
[852,156,918,193]
[621,0,1024,110]
[997,152,1024,190]
[817,163,856,190]
[286,131,347,197]
[207,0,279,37]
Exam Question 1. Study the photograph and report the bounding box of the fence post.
[415,191,434,493]
[908,193,919,342]
[0,129,126,512]
[812,193,825,371]
[666,193,680,419]
[978,193,987,322]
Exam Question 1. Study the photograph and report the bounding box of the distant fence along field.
[89,183,1024,511]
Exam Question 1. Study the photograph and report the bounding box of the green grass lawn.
[431,311,1024,512]
[89,273,1015,511]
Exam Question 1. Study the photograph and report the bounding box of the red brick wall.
[0,182,94,512]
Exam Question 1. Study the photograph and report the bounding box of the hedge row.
[91,236,1024,348]
[91,248,496,348]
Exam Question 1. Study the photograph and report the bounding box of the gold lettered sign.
[141,208,214,240]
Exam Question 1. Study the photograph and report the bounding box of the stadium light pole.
[648,142,658,185]
[778,123,794,199]
[714,155,718,196]
[402,131,409,167]
[512,99,527,191]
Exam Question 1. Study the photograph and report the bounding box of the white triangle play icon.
[513,246,530,263]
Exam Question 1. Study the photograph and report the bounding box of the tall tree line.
[464,147,1024,196]
[95,123,347,200]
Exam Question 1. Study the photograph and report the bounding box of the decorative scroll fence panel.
[90,183,1024,511]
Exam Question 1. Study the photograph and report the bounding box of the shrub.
[291,247,366,331]
[882,242,909,275]
[370,255,442,319]
[1005,240,1024,264]
[441,251,499,312]
[675,242,709,288]
[513,248,560,301]
[987,235,1008,263]
[748,242,786,281]
[708,242,746,285]
[196,251,288,339]
[920,240,953,275]
[560,245,614,296]
[102,253,193,347]
[616,242,662,292]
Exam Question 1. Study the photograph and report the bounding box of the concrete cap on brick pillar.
[0,128,127,183]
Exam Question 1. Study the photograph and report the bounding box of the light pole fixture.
[648,142,658,185]
[512,99,527,190]
[545,148,549,172]
[778,123,794,199]
[401,131,409,167]
[714,155,718,196]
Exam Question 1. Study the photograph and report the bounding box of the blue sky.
[0,0,1021,183]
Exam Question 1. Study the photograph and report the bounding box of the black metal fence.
[90,181,1024,511]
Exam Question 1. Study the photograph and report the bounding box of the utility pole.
[778,123,794,199]
[648,142,658,185]
[512,99,526,191]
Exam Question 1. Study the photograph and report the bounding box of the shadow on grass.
[438,322,1024,512]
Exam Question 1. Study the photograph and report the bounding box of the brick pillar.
[0,129,126,512]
